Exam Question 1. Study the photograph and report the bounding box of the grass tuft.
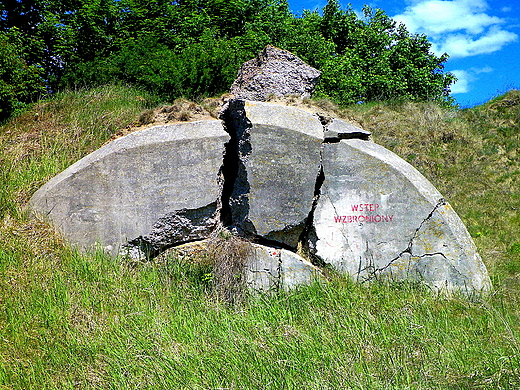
[208,232,251,306]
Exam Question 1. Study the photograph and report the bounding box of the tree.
[314,3,455,105]
[0,0,457,120]
[0,29,45,121]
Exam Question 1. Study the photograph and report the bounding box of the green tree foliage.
[0,0,456,119]
[316,2,455,104]
[0,29,46,121]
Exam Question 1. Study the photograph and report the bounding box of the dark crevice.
[124,236,210,261]
[321,114,371,142]
[323,132,370,143]
[316,113,332,126]
[298,151,327,267]
[248,234,295,251]
[218,122,238,227]
[418,251,448,260]
[218,99,252,234]
[323,137,341,143]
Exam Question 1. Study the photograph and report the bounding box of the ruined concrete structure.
[28,100,491,293]
[28,47,491,293]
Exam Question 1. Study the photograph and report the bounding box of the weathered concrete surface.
[166,239,322,291]
[223,100,323,248]
[313,139,491,293]
[230,45,321,101]
[29,121,229,254]
[28,98,490,294]
[247,244,322,291]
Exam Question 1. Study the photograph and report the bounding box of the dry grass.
[0,85,154,219]
[208,231,252,305]
[104,97,220,142]
[157,232,253,305]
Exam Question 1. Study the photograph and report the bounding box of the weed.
[208,232,251,306]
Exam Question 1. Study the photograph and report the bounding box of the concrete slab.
[224,100,324,248]
[324,118,371,141]
[166,239,322,292]
[313,139,491,293]
[29,120,229,255]
[247,244,322,291]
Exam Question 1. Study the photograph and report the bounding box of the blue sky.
[288,0,520,107]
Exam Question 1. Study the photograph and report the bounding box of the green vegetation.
[0,85,519,388]
[0,0,455,121]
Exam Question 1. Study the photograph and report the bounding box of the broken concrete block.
[27,98,490,295]
[28,121,229,255]
[230,45,321,101]
[247,244,322,291]
[324,118,371,141]
[223,100,323,248]
[312,139,491,293]
[166,239,322,292]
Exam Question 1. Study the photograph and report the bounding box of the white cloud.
[471,66,493,74]
[450,70,471,93]
[393,0,518,58]
[434,27,518,57]
[449,66,495,94]
[395,0,501,35]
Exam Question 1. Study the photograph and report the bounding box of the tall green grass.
[1,243,518,389]
[0,86,519,389]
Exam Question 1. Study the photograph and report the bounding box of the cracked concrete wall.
[312,138,491,293]
[29,120,229,255]
[28,101,491,293]
[222,100,324,248]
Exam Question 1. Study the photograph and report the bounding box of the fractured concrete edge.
[28,120,229,255]
[242,100,325,139]
[221,100,325,247]
[324,118,371,141]
[312,138,491,294]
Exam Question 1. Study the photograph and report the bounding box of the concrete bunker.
[28,100,491,294]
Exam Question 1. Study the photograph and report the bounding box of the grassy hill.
[0,86,519,389]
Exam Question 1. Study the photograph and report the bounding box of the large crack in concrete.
[219,100,300,250]
[218,102,326,251]
[297,154,326,266]
[124,106,378,265]
[297,116,373,266]
[359,198,448,282]
[218,99,253,234]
